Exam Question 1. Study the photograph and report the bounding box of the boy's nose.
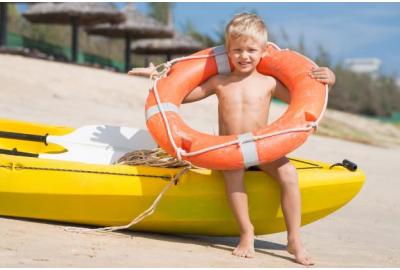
[240,52,250,59]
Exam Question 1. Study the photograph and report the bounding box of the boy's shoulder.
[206,73,231,86]
[254,73,278,86]
[258,72,275,79]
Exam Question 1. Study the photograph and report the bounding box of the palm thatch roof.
[85,4,173,39]
[22,3,124,25]
[130,32,204,55]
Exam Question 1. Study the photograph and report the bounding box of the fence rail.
[4,31,124,72]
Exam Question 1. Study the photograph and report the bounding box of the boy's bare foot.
[287,240,314,266]
[232,231,255,258]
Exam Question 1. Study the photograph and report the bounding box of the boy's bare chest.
[216,82,273,104]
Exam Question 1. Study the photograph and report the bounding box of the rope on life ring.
[146,43,328,169]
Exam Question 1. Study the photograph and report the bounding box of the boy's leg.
[222,169,255,258]
[258,157,314,266]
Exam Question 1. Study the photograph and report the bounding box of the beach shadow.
[117,230,294,263]
[177,234,294,263]
[2,216,294,263]
[89,125,157,163]
[101,229,293,263]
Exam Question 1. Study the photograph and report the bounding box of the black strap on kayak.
[329,159,358,171]
[288,158,323,169]
[0,148,39,157]
[0,130,48,144]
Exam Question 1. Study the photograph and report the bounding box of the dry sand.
[1,54,399,267]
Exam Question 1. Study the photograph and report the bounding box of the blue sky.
[133,2,400,76]
[17,2,400,76]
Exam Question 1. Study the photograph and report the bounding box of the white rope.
[168,49,228,66]
[149,49,230,160]
[149,43,329,161]
[180,125,320,158]
[65,166,190,233]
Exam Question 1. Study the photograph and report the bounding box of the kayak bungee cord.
[64,151,191,234]
[68,166,191,233]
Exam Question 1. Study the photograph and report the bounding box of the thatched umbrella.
[130,31,204,62]
[22,3,124,62]
[130,8,204,62]
[86,4,174,72]
[0,3,7,47]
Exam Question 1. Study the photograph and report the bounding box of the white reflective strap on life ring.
[212,45,231,74]
[145,102,179,121]
[238,132,260,168]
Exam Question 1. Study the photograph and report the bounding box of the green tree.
[148,3,174,25]
[314,44,331,67]
[297,33,307,55]
[182,19,219,47]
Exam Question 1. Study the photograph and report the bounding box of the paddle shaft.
[0,131,47,144]
[0,148,39,157]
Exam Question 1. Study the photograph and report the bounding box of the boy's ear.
[262,49,269,58]
[261,46,269,57]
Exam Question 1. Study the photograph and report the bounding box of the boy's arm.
[127,63,156,77]
[128,63,216,103]
[273,67,336,103]
[273,79,291,103]
[183,76,217,103]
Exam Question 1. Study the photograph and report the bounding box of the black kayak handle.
[329,159,358,171]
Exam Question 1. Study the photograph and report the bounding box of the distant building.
[344,58,382,79]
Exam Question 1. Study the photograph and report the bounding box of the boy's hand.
[127,62,156,77]
[309,67,336,87]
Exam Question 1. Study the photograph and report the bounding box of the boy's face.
[227,36,266,74]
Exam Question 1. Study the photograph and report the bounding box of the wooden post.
[124,34,131,72]
[0,3,7,47]
[71,16,79,62]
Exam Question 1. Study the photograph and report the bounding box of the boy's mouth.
[238,61,252,67]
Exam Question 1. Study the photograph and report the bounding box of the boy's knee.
[222,169,245,180]
[277,163,298,186]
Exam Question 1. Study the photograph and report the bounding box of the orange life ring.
[145,43,327,170]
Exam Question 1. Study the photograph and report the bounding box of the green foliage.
[314,44,332,67]
[328,64,400,117]
[280,31,400,118]
[297,33,307,55]
[148,3,174,24]
[182,19,220,47]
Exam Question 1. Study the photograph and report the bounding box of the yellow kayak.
[0,118,365,236]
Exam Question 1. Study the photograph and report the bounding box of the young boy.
[129,13,335,266]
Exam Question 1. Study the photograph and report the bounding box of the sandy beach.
[1,54,399,267]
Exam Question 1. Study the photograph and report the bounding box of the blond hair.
[225,13,268,49]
